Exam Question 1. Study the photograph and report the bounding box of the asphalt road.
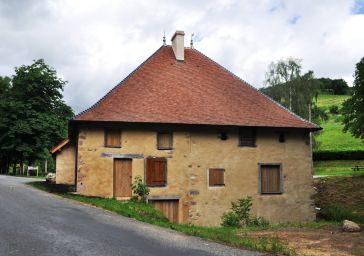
[0,175,263,256]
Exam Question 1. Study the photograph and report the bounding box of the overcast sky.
[1,0,364,113]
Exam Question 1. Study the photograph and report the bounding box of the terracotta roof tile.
[74,46,319,130]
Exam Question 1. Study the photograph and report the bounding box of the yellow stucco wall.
[55,145,76,185]
[76,125,315,226]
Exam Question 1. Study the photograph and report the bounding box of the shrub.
[313,150,364,160]
[131,175,150,202]
[329,105,339,114]
[221,196,268,227]
[249,217,270,227]
[221,212,240,227]
[317,204,364,223]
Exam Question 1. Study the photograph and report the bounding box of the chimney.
[171,30,185,61]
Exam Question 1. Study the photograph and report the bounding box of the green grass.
[314,160,364,176]
[315,117,364,152]
[314,94,364,153]
[314,174,364,223]
[28,181,294,255]
[315,94,349,109]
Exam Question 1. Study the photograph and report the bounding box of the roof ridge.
[192,48,320,128]
[73,45,165,120]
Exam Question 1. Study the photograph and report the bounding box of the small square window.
[209,168,225,186]
[259,164,282,194]
[278,133,285,143]
[157,132,173,150]
[239,128,256,147]
[105,129,121,148]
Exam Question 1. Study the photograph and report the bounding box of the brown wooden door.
[151,200,179,223]
[113,159,132,198]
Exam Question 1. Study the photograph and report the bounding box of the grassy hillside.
[314,94,364,153]
[314,160,364,176]
[315,94,349,108]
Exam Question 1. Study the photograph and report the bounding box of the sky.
[0,0,364,113]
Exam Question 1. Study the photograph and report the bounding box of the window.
[157,132,173,150]
[105,129,121,148]
[278,133,285,143]
[146,157,167,186]
[209,168,225,187]
[239,128,256,147]
[259,164,282,194]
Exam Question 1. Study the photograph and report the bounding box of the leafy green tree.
[317,78,349,95]
[264,58,302,111]
[0,76,11,94]
[265,57,302,86]
[0,59,73,173]
[342,57,364,139]
[0,76,12,174]
[262,69,323,121]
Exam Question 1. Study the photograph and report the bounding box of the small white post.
[45,159,48,175]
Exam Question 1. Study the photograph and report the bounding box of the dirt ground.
[242,226,363,256]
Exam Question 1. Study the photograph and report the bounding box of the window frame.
[145,157,168,187]
[104,129,122,148]
[156,131,174,150]
[208,168,225,187]
[258,163,283,195]
[238,127,256,147]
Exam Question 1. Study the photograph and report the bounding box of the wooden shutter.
[209,168,225,186]
[157,132,173,149]
[146,158,167,186]
[261,165,281,194]
[239,128,256,147]
[105,129,121,147]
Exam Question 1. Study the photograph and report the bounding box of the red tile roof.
[74,46,319,130]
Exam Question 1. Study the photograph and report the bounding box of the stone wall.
[55,144,76,185]
[76,125,316,226]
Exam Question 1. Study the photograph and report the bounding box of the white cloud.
[0,0,363,113]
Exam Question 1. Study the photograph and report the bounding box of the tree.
[316,78,349,95]
[0,76,12,174]
[262,69,323,121]
[264,57,302,86]
[264,58,302,110]
[342,57,364,139]
[0,59,74,174]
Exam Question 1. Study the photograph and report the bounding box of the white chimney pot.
[171,30,185,61]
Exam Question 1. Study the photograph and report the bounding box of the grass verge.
[313,160,364,176]
[28,181,296,255]
[314,174,364,223]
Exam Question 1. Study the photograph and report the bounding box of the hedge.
[313,151,364,161]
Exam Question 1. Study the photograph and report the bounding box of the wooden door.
[113,159,132,198]
[151,200,179,223]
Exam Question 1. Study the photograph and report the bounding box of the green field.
[315,94,349,109]
[314,94,364,153]
[314,160,364,176]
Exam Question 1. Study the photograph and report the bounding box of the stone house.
[51,31,320,226]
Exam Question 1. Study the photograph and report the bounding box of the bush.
[221,196,268,227]
[313,151,364,160]
[249,217,270,227]
[131,176,150,202]
[317,204,364,223]
[221,212,240,227]
[329,105,339,114]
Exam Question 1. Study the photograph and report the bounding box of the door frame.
[113,158,132,199]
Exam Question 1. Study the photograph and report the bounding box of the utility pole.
[309,103,313,176]
[289,86,292,111]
